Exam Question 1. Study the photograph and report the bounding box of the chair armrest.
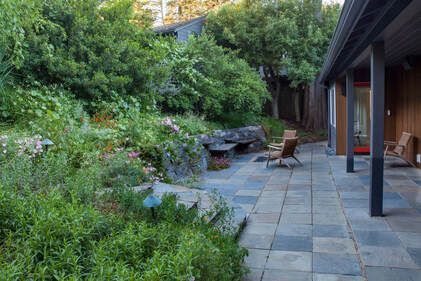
[267,145,283,151]
[384,141,397,146]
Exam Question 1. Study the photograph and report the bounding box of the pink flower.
[128,151,140,159]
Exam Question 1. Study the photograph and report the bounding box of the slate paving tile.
[266,251,312,272]
[313,225,350,238]
[276,224,312,237]
[387,218,421,233]
[272,235,313,252]
[342,199,368,208]
[279,213,312,225]
[253,203,282,213]
[396,232,421,248]
[282,204,311,213]
[313,273,364,281]
[313,237,356,254]
[243,268,263,281]
[407,247,421,267]
[248,213,280,224]
[262,269,312,281]
[236,189,261,196]
[365,266,421,281]
[239,233,273,250]
[243,223,277,236]
[313,253,361,276]
[359,245,418,268]
[233,195,258,205]
[264,184,288,191]
[354,231,401,247]
[244,249,269,269]
[313,213,346,225]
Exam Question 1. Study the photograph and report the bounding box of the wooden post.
[370,42,385,217]
[346,69,355,173]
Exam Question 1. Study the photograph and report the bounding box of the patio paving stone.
[359,245,418,268]
[313,237,356,254]
[244,249,269,269]
[197,142,421,280]
[354,230,401,247]
[262,269,312,281]
[266,250,312,271]
[313,273,364,281]
[313,253,361,275]
[272,235,313,252]
[233,196,259,205]
[396,231,421,248]
[276,224,312,237]
[313,224,350,238]
[365,266,421,281]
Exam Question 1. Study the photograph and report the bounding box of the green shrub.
[158,35,270,119]
[0,187,247,280]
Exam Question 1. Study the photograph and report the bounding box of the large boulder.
[162,142,209,182]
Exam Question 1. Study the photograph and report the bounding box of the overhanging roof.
[154,16,206,34]
[319,0,413,83]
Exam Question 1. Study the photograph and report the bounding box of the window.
[329,86,336,127]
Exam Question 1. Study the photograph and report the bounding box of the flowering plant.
[161,117,180,133]
[208,156,231,170]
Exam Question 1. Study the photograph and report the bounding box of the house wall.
[331,62,421,168]
[176,21,204,41]
[386,60,421,168]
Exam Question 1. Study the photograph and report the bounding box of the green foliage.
[0,180,247,280]
[260,117,286,140]
[159,35,269,119]
[1,0,165,102]
[206,0,341,87]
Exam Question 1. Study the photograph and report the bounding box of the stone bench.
[208,143,239,158]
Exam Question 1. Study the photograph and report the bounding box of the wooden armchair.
[384,132,415,167]
[266,137,302,169]
[270,130,297,147]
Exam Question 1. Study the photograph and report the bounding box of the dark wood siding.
[335,80,347,155]
[386,60,421,168]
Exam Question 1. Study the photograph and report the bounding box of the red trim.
[354,82,370,87]
[354,146,370,154]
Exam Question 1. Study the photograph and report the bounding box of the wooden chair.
[384,132,415,167]
[270,130,297,147]
[266,137,302,169]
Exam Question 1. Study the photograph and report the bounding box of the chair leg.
[400,156,417,168]
[292,156,303,166]
[266,149,271,168]
[384,145,388,159]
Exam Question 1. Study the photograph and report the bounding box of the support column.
[346,69,355,173]
[370,42,385,217]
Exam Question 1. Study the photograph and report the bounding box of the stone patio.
[199,142,421,281]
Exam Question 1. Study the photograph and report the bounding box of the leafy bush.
[1,0,165,102]
[158,35,270,119]
[0,185,247,280]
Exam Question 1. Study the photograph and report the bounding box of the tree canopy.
[206,0,340,87]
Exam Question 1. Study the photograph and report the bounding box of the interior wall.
[386,59,421,168]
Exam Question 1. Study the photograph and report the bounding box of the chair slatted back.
[394,132,412,155]
[281,138,298,158]
[283,130,297,139]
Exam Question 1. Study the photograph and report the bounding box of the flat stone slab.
[266,251,312,272]
[208,143,238,152]
[366,266,421,281]
[313,253,361,276]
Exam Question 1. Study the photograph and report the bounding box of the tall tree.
[165,0,231,24]
[206,0,341,121]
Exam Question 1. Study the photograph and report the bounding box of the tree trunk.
[302,77,328,130]
[271,79,281,119]
[294,91,301,122]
